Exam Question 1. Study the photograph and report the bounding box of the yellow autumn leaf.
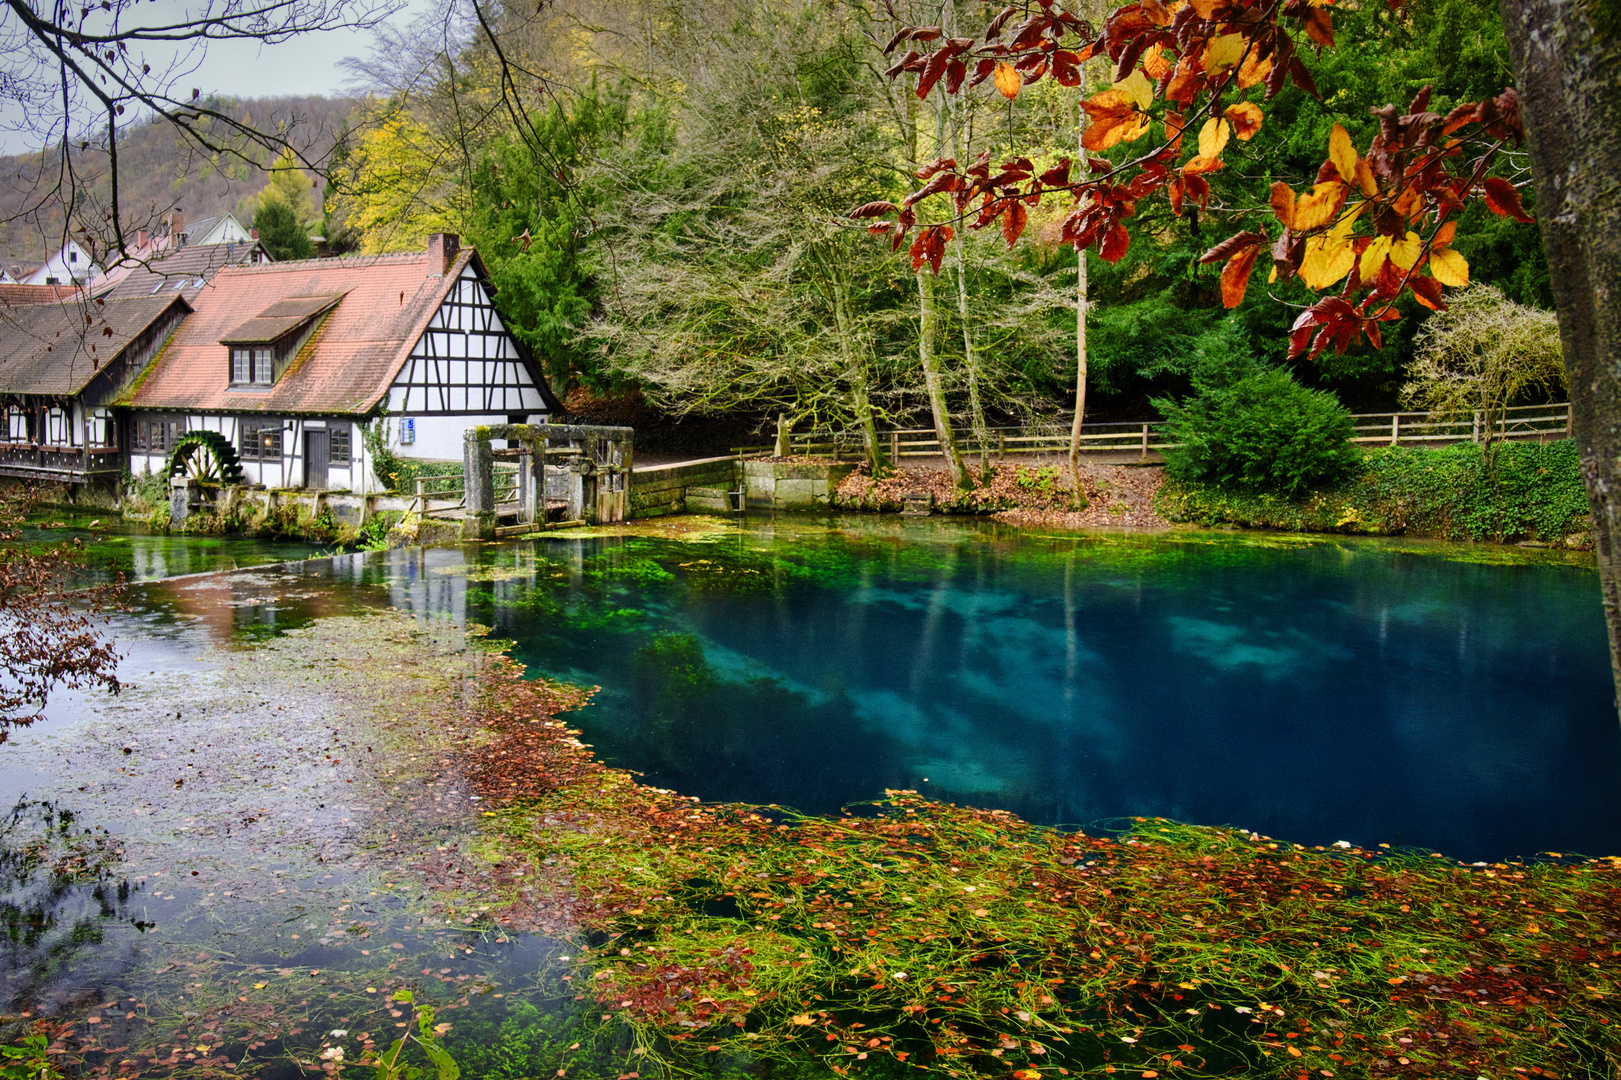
[994,61,1021,101]
[1198,116,1231,159]
[1293,180,1348,230]
[1299,234,1355,289]
[1328,123,1358,184]
[1204,32,1247,72]
[791,1014,815,1025]
[1390,230,1424,270]
[1354,157,1378,197]
[1113,68,1155,111]
[1298,206,1362,289]
[1430,246,1470,286]
[1237,49,1272,89]
[1358,234,1393,281]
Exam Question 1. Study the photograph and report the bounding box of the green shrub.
[1155,367,1361,495]
[1156,439,1592,544]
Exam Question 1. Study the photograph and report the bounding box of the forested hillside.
[0,95,358,263]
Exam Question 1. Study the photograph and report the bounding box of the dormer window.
[220,292,345,390]
[232,346,273,385]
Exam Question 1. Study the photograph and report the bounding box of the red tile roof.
[0,283,84,306]
[125,247,493,416]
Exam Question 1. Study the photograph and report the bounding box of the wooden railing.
[738,403,1575,460]
[406,468,518,517]
[0,443,123,480]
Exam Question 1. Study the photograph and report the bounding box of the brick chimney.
[427,232,460,276]
[136,228,148,249]
[169,210,185,247]
[249,228,259,240]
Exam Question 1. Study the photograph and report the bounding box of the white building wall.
[23,240,100,286]
[128,414,372,493]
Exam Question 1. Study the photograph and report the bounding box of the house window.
[4,407,26,443]
[45,408,72,446]
[329,425,351,465]
[85,409,114,448]
[231,347,274,386]
[133,416,184,453]
[239,418,283,461]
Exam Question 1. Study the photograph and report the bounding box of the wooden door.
[304,429,329,490]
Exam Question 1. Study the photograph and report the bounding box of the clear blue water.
[457,517,1621,863]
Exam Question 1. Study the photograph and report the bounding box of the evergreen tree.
[253,199,312,261]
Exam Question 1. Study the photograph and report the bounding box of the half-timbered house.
[122,234,559,491]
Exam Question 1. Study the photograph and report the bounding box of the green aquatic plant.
[367,991,460,1080]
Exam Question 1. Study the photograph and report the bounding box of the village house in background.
[10,237,102,288]
[93,213,269,301]
[121,233,558,491]
[0,233,556,492]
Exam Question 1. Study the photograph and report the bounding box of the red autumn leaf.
[917,46,960,99]
[1199,230,1268,266]
[849,201,898,219]
[1301,6,1334,46]
[1482,177,1535,223]
[1081,90,1149,151]
[1002,201,1029,248]
[1406,273,1446,311]
[1038,159,1072,187]
[1099,220,1131,262]
[1220,243,1262,307]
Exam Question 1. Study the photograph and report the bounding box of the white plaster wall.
[387,413,546,463]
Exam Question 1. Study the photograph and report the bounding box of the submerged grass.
[460,659,1621,1080]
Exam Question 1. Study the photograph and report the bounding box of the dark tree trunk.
[1498,0,1621,720]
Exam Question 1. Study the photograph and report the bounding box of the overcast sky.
[0,0,436,156]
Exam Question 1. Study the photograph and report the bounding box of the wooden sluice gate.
[461,423,634,540]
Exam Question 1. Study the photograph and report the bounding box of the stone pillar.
[460,429,496,540]
[169,476,195,526]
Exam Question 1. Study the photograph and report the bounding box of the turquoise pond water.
[452,516,1621,864]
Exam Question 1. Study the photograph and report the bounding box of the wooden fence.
[746,402,1575,460]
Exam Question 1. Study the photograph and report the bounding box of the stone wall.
[743,460,859,510]
[630,457,737,517]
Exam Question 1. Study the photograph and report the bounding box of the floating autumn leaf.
[1082,90,1150,150]
[1224,101,1263,140]
[1198,116,1231,159]
[1293,180,1349,230]
[790,1015,815,1026]
[1328,124,1358,184]
[993,61,1021,101]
